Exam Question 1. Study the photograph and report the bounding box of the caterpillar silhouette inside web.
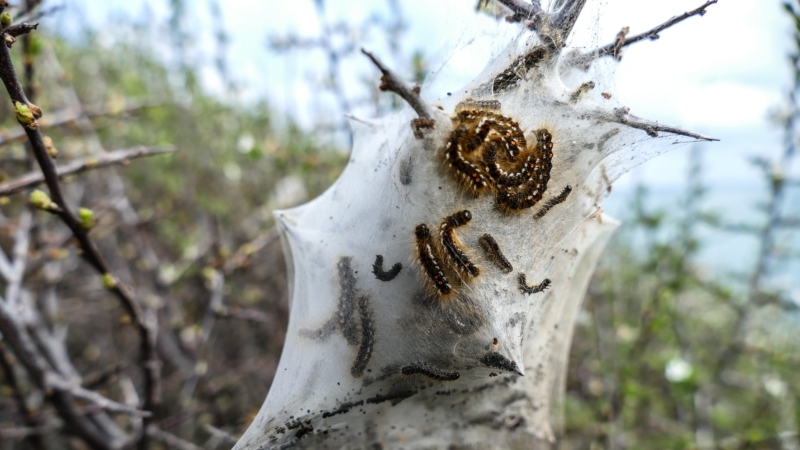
[444,100,554,212]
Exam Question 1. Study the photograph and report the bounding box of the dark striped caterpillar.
[439,210,479,278]
[415,211,479,297]
[479,233,513,273]
[415,224,452,296]
[401,363,460,381]
[519,273,551,295]
[534,185,572,219]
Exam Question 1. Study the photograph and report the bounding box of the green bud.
[29,189,57,211]
[102,273,118,289]
[43,136,58,158]
[78,207,94,229]
[14,102,41,130]
[14,101,34,125]
[0,12,12,29]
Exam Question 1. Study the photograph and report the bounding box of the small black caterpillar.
[401,363,460,381]
[372,254,402,281]
[519,273,551,295]
[350,295,374,377]
[479,233,513,273]
[534,185,572,219]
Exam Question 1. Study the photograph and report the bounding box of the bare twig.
[0,99,164,148]
[0,146,174,196]
[496,0,546,28]
[0,341,48,449]
[203,424,238,446]
[0,298,132,449]
[362,48,433,120]
[4,22,38,38]
[47,376,152,417]
[215,304,282,325]
[0,422,62,439]
[587,106,718,141]
[146,425,203,450]
[222,226,280,274]
[81,362,126,390]
[550,0,588,39]
[6,210,32,306]
[568,0,718,69]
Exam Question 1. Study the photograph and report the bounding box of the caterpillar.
[415,224,452,296]
[479,233,513,273]
[401,363,460,381]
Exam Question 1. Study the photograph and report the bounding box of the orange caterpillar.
[443,100,555,212]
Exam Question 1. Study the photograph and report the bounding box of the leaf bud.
[78,207,95,229]
[43,136,58,158]
[102,273,118,289]
[29,189,57,211]
[0,12,12,28]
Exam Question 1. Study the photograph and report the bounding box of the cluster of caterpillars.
[414,100,570,297]
[446,100,558,210]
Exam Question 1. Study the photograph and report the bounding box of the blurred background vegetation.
[0,0,797,449]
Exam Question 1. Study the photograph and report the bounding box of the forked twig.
[362,48,432,120]
[568,0,718,69]
[4,22,38,38]
[587,106,718,141]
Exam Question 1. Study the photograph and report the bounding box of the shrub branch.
[0,4,161,424]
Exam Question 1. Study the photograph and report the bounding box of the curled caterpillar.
[519,273,551,295]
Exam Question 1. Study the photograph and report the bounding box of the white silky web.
[235,3,712,449]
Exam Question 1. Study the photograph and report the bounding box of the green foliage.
[45,30,347,261]
[0,23,349,444]
[565,150,800,448]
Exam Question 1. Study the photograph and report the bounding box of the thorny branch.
[496,0,587,42]
[550,0,587,41]
[4,21,38,38]
[496,0,546,28]
[362,48,433,120]
[0,146,174,196]
[587,106,718,142]
[568,0,718,69]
